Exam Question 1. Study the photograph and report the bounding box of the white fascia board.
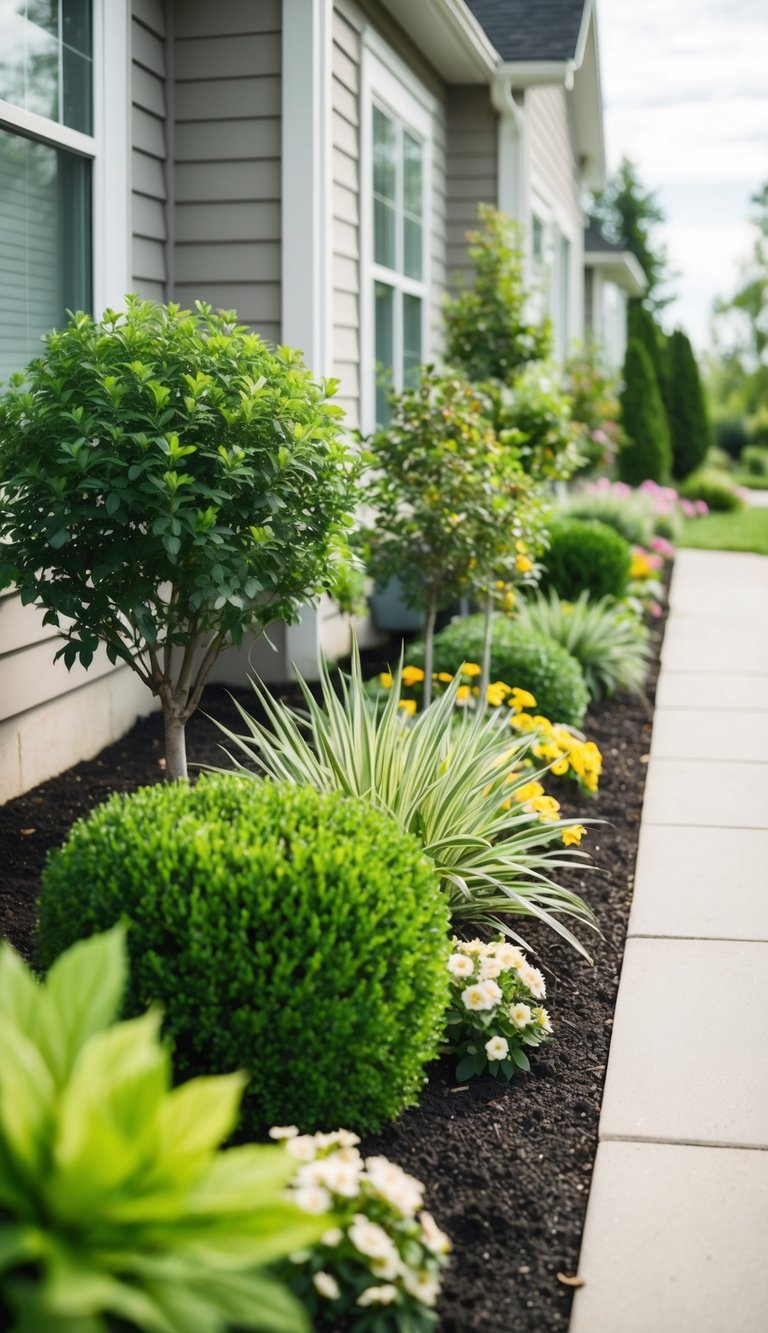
[496,61,574,89]
[92,0,131,314]
[378,0,499,82]
[584,250,648,298]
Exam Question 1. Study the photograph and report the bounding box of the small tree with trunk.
[0,298,358,779]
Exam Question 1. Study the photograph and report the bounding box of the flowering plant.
[273,1128,451,1330]
[444,937,553,1080]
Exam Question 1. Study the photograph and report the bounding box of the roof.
[584,222,648,297]
[463,0,590,64]
[584,221,625,254]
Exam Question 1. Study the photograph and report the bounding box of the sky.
[597,0,768,350]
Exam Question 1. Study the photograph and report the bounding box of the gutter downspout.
[491,71,527,227]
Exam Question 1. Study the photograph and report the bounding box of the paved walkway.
[570,548,768,1333]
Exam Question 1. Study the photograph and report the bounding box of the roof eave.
[585,250,648,298]
[378,0,499,83]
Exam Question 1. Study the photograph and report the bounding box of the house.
[0,0,608,801]
[583,219,648,370]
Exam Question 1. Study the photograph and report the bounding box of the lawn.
[680,505,768,554]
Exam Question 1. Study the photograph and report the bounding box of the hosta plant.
[514,590,652,701]
[0,927,321,1333]
[444,938,554,1081]
[216,644,597,958]
[272,1128,450,1330]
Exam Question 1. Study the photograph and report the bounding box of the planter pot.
[368,578,424,633]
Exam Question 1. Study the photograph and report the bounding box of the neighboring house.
[584,220,648,370]
[0,0,607,800]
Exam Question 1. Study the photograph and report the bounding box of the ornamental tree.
[618,339,672,485]
[0,298,358,779]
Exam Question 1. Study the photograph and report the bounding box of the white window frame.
[360,34,434,432]
[0,0,130,321]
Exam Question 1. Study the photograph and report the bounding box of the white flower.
[536,1007,553,1034]
[510,1003,533,1029]
[321,1227,343,1247]
[518,964,546,999]
[268,1124,299,1139]
[419,1210,452,1255]
[481,978,503,1005]
[313,1151,364,1198]
[447,953,475,978]
[491,942,525,971]
[293,1185,332,1214]
[371,1251,402,1280]
[480,956,503,980]
[333,1129,361,1148]
[402,1268,441,1307]
[461,983,495,1012]
[364,1156,424,1216]
[357,1284,399,1307]
[348,1217,399,1263]
[485,1035,509,1061]
[285,1134,318,1162]
[457,939,487,956]
[313,1271,340,1300]
[312,1129,360,1150]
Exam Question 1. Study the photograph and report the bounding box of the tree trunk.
[422,595,438,709]
[479,589,494,714]
[163,706,188,781]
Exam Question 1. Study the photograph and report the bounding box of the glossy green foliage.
[666,329,712,480]
[0,927,320,1333]
[541,519,632,604]
[483,363,583,482]
[515,590,651,701]
[408,618,589,727]
[37,776,449,1137]
[678,468,744,512]
[618,339,672,485]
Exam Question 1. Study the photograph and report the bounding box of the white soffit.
[585,250,648,298]
[378,0,499,82]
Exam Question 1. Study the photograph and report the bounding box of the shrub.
[515,590,651,700]
[408,616,589,726]
[444,938,553,1081]
[742,444,768,477]
[666,329,712,480]
[0,299,358,778]
[558,486,655,547]
[540,519,632,603]
[37,775,450,1137]
[678,468,744,513]
[0,927,320,1333]
[618,339,672,485]
[627,301,671,413]
[715,416,748,459]
[216,647,597,957]
[484,363,583,482]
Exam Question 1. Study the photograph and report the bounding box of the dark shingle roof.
[464,0,589,64]
[584,221,625,254]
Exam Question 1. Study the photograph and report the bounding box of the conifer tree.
[618,339,672,485]
[666,329,712,479]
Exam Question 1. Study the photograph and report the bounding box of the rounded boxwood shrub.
[407,616,589,726]
[37,773,451,1136]
[540,519,632,602]
[678,468,743,513]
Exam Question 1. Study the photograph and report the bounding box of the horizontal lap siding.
[131,0,167,299]
[446,87,498,290]
[172,0,282,341]
[527,85,581,230]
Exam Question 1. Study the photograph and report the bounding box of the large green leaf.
[40,927,127,1084]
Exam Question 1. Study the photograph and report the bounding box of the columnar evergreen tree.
[627,301,670,413]
[618,339,672,485]
[666,329,712,479]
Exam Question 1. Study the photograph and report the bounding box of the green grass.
[680,506,768,554]
[734,472,768,490]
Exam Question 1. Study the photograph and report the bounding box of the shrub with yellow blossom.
[273,1127,450,1331]
[444,938,553,1081]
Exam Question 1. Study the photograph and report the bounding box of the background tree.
[709,182,768,440]
[617,339,672,485]
[666,329,712,479]
[0,299,358,780]
[592,157,673,310]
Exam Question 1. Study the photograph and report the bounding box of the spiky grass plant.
[214,647,597,959]
[514,590,651,700]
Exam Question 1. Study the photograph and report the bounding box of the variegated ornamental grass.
[215,647,598,959]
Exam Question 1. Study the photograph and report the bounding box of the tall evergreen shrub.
[666,329,712,479]
[618,339,672,485]
[627,301,670,412]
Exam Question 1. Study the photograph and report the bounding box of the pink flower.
[651,536,675,559]
[695,500,709,515]
[649,600,663,618]
[680,499,696,517]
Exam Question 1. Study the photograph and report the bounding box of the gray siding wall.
[331,0,447,432]
[526,85,582,230]
[131,0,168,299]
[171,0,282,340]
[445,86,498,291]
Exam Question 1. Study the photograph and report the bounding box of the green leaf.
[510,1047,530,1072]
[0,1016,55,1177]
[40,927,127,1083]
[48,529,69,549]
[454,1055,476,1082]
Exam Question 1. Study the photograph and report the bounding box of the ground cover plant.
[444,938,553,1082]
[37,775,450,1136]
[514,590,651,701]
[0,927,321,1333]
[540,519,632,604]
[677,467,744,512]
[0,298,357,778]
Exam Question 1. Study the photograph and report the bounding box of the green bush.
[742,444,768,477]
[618,339,672,485]
[627,301,671,413]
[0,927,319,1333]
[515,590,651,701]
[407,617,589,726]
[540,519,632,602]
[715,416,748,459]
[678,468,744,513]
[38,775,450,1137]
[667,329,712,480]
[558,488,655,547]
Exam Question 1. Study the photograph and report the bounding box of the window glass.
[0,126,91,385]
[0,0,93,134]
[558,233,571,358]
[374,280,394,427]
[402,293,422,386]
[403,131,422,217]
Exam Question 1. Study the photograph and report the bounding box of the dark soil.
[0,605,666,1333]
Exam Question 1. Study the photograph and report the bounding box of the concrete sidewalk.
[570,549,768,1333]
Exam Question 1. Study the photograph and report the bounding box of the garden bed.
[0,606,664,1333]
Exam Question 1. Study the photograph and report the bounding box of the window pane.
[403,131,422,217]
[532,214,544,262]
[403,216,422,280]
[0,0,92,133]
[374,281,394,427]
[373,105,396,202]
[62,43,91,132]
[403,293,422,386]
[559,233,571,357]
[374,196,396,269]
[0,127,91,386]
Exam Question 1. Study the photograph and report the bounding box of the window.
[0,0,94,384]
[557,232,571,360]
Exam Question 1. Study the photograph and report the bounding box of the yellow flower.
[398,698,417,716]
[456,685,472,705]
[516,554,533,574]
[515,539,529,555]
[401,665,425,686]
[509,711,537,732]
[379,672,393,689]
[562,824,587,846]
[551,757,570,776]
[435,672,454,683]
[509,687,537,713]
[531,795,561,821]
[630,553,653,579]
[514,781,545,804]
[501,590,516,613]
[534,741,561,762]
[460,662,482,678]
